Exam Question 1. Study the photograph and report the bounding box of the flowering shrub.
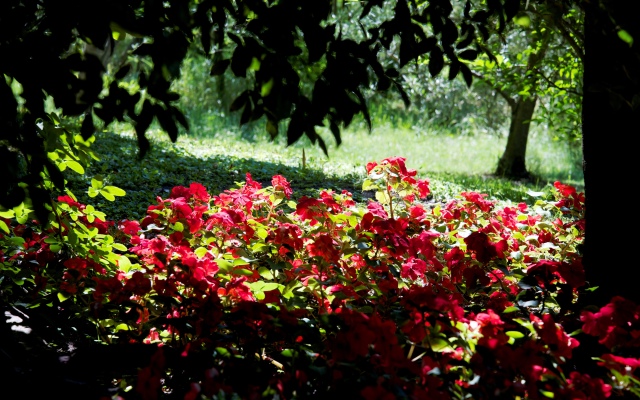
[1,157,639,399]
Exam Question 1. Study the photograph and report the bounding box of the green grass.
[64,120,584,222]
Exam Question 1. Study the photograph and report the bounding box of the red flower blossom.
[401,257,427,280]
[532,313,580,359]
[561,371,612,400]
[119,220,141,235]
[271,175,293,199]
[598,353,640,375]
[306,233,340,263]
[464,231,507,263]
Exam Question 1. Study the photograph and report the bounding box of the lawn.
[65,120,584,222]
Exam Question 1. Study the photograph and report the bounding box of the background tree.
[471,3,583,179]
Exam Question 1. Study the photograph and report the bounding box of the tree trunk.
[581,1,640,305]
[493,27,550,180]
[495,96,537,178]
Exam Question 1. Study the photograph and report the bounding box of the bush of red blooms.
[2,157,639,399]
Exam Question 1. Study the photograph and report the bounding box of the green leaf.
[258,267,274,280]
[361,179,378,191]
[195,247,208,258]
[0,209,16,218]
[65,160,85,174]
[100,190,116,201]
[540,390,555,398]
[57,292,71,302]
[233,268,254,276]
[88,187,101,198]
[257,228,268,240]
[262,282,280,291]
[375,191,391,204]
[502,306,520,313]
[506,331,525,339]
[514,15,530,27]
[9,237,25,246]
[216,259,233,273]
[112,243,128,252]
[0,220,9,234]
[91,177,104,189]
[261,79,274,97]
[115,323,130,331]
[105,186,126,196]
[618,29,634,46]
[118,255,132,272]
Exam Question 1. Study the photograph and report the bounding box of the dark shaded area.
[64,131,367,221]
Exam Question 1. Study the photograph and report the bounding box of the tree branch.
[470,70,517,109]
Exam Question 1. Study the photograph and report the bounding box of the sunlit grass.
[76,116,583,222]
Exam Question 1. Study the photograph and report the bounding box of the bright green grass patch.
[65,123,583,222]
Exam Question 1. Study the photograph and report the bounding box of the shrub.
[1,157,638,399]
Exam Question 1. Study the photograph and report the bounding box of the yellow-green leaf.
[618,29,634,46]
[65,160,85,174]
[100,190,115,201]
[58,292,71,302]
[105,186,126,196]
[0,209,15,218]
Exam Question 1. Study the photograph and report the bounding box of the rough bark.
[581,1,640,305]
[495,96,537,178]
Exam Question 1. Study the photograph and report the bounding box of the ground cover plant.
[2,156,638,399]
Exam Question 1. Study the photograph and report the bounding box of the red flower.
[532,313,580,359]
[598,353,640,374]
[561,371,612,400]
[415,178,430,198]
[401,257,427,280]
[461,191,495,212]
[271,175,293,199]
[119,220,141,235]
[464,231,507,263]
[306,233,340,263]
[189,182,210,202]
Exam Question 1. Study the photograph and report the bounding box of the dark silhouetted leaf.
[115,64,131,80]
[360,0,384,19]
[210,59,231,76]
[240,99,253,125]
[134,105,154,158]
[157,107,178,142]
[329,119,341,146]
[458,49,478,61]
[460,63,473,87]
[386,68,400,78]
[228,32,242,45]
[377,76,391,91]
[287,116,305,146]
[428,47,444,77]
[170,106,189,131]
[230,91,249,112]
[448,60,460,80]
[504,0,521,21]
[391,79,411,108]
[266,118,278,139]
[80,113,95,140]
[441,18,459,47]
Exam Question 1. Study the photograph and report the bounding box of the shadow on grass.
[64,131,366,221]
[64,131,579,222]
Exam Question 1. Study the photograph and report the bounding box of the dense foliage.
[2,157,638,399]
